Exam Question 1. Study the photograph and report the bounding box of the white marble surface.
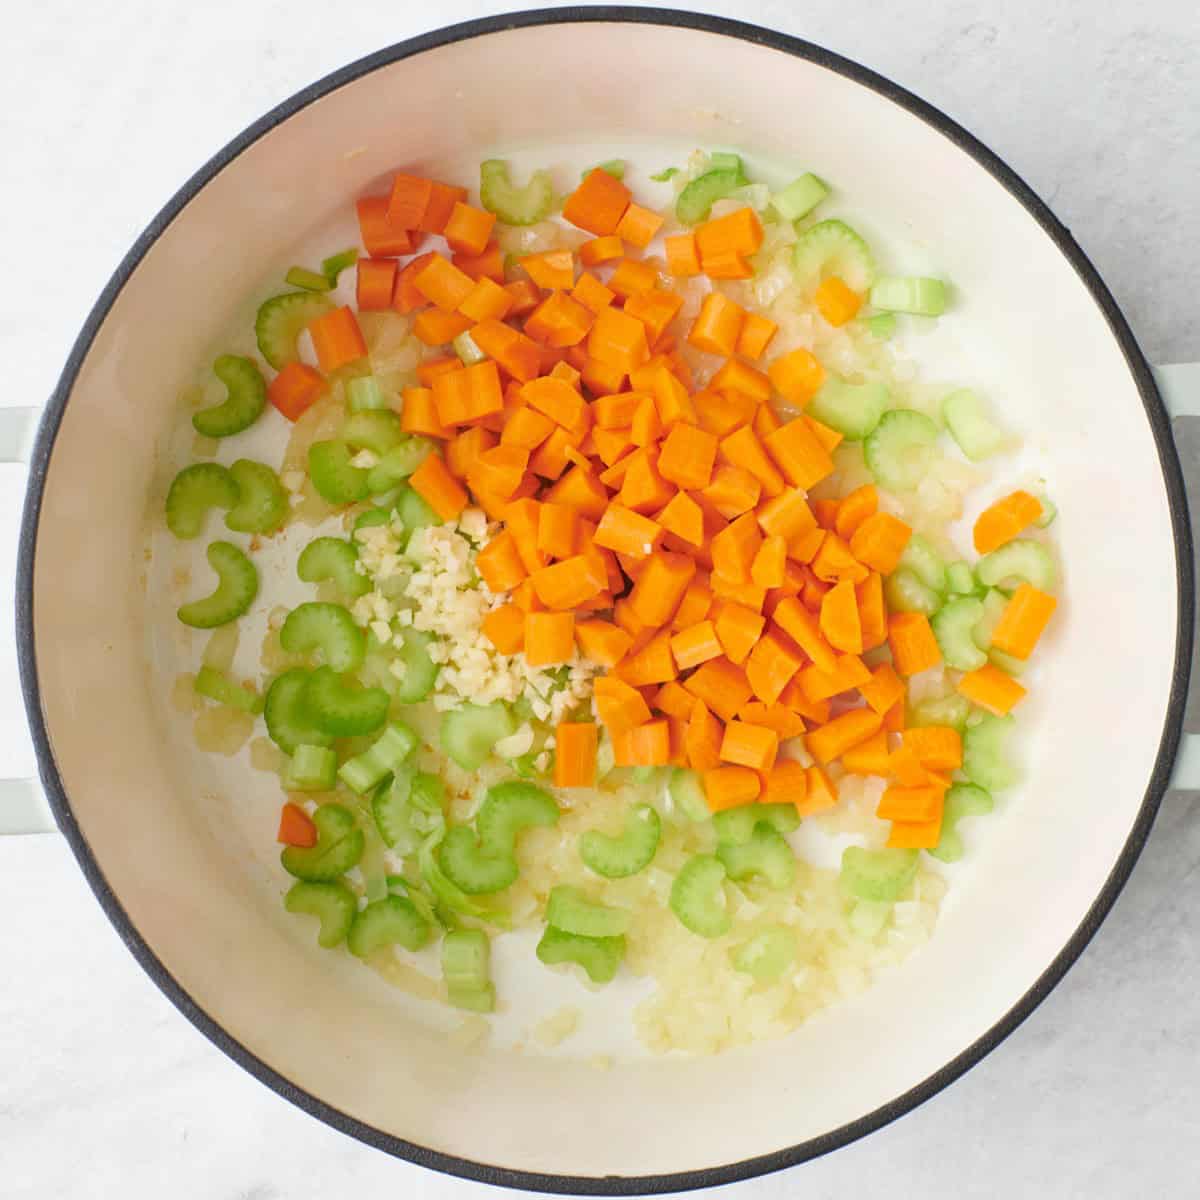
[3,1,1199,1196]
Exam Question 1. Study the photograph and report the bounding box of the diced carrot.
[412,254,476,312]
[767,348,825,406]
[409,452,468,521]
[684,656,753,722]
[267,362,324,422]
[511,578,544,613]
[444,424,496,480]
[702,465,761,520]
[756,489,818,542]
[763,417,835,489]
[841,730,891,775]
[806,707,883,765]
[618,452,675,514]
[681,699,722,771]
[572,271,616,316]
[413,308,472,347]
[476,530,528,593]
[720,425,785,498]
[524,610,576,667]
[702,250,753,279]
[688,292,744,357]
[613,719,672,767]
[711,513,763,584]
[501,497,546,575]
[819,579,863,654]
[591,502,661,560]
[623,289,684,345]
[629,551,697,627]
[419,181,468,233]
[710,573,766,612]
[482,603,526,654]
[801,565,832,610]
[458,276,514,323]
[973,490,1044,554]
[432,360,503,426]
[588,305,650,374]
[859,662,905,715]
[878,784,943,823]
[888,743,933,787]
[778,678,831,726]
[307,306,367,372]
[856,572,888,651]
[536,501,580,559]
[444,202,497,257]
[667,620,720,671]
[797,653,871,703]
[753,403,783,439]
[882,698,906,734]
[739,701,806,741]
[501,405,555,452]
[833,484,878,542]
[735,312,777,360]
[671,577,713,630]
[653,680,697,720]
[758,759,805,807]
[416,356,461,386]
[771,595,836,672]
[628,394,661,447]
[642,362,696,426]
[526,291,595,349]
[990,583,1058,659]
[814,275,863,326]
[386,173,433,229]
[958,664,1027,715]
[520,249,574,292]
[471,319,541,382]
[664,232,703,277]
[545,464,609,521]
[813,499,840,531]
[692,389,754,438]
[886,814,944,850]
[849,511,912,575]
[355,258,398,312]
[515,376,582,431]
[712,359,771,404]
[355,195,416,257]
[609,258,658,299]
[612,629,677,687]
[613,202,664,249]
[903,726,963,771]
[579,235,625,267]
[469,445,530,500]
[652,423,716,491]
[455,242,506,283]
[563,168,632,236]
[702,765,761,811]
[530,553,607,610]
[711,601,763,666]
[697,206,763,260]
[523,426,571,481]
[720,720,779,773]
[575,619,633,667]
[797,765,838,816]
[391,251,437,314]
[743,629,805,706]
[277,802,318,847]
[555,721,598,787]
[750,534,787,589]
[888,612,942,676]
[811,533,869,585]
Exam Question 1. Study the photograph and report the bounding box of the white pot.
[8,10,1197,1193]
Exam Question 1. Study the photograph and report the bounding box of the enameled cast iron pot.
[8,8,1199,1194]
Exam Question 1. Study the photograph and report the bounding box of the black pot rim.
[16,7,1194,1195]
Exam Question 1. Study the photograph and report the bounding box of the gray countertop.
[3,2,1198,1197]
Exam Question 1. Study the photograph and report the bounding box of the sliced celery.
[479,160,554,226]
[869,276,948,316]
[806,377,888,441]
[438,827,518,894]
[475,781,559,856]
[321,248,358,286]
[347,895,431,957]
[281,803,364,881]
[284,880,357,947]
[770,173,828,222]
[840,847,918,903]
[885,569,942,618]
[536,926,625,984]
[419,828,509,925]
[792,219,874,292]
[193,355,266,439]
[847,899,893,939]
[546,886,630,938]
[165,463,238,539]
[264,669,334,755]
[972,588,1009,650]
[963,714,1018,791]
[394,485,443,535]
[440,703,516,770]
[341,409,404,456]
[942,389,1008,461]
[284,744,338,792]
[302,666,389,738]
[712,803,800,845]
[347,376,387,412]
[443,929,494,1012]
[730,927,796,980]
[909,693,971,731]
[194,665,263,714]
[308,440,370,504]
[225,459,287,534]
[667,767,709,822]
[255,291,334,370]
[929,783,994,863]
[976,539,1056,592]
[716,822,796,889]
[670,855,731,938]
[676,162,749,225]
[337,721,419,794]
[864,410,939,491]
[297,536,370,599]
[367,439,433,495]
[898,534,948,594]
[280,602,365,672]
[285,266,332,292]
[177,541,258,629]
[579,804,661,878]
[863,312,896,340]
[931,597,987,671]
[372,766,417,850]
[945,561,979,596]
[649,167,679,182]
[392,628,440,703]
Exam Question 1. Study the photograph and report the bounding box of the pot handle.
[2,406,57,834]
[1155,364,1200,792]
